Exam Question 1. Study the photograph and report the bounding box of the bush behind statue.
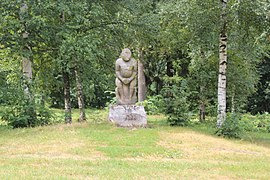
[136,95,165,115]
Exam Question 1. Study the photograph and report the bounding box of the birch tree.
[20,4,33,97]
[74,61,86,122]
[217,0,228,128]
[0,0,52,127]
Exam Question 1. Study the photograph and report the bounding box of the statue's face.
[121,48,131,61]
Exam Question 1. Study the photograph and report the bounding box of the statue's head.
[120,48,131,61]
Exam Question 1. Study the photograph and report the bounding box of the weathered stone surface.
[108,105,147,127]
[115,48,137,105]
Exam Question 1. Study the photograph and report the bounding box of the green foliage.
[162,80,190,126]
[0,0,269,129]
[137,95,165,115]
[2,96,52,128]
[247,56,270,114]
[0,58,52,128]
[241,113,270,133]
[216,113,244,138]
[187,52,218,114]
[226,52,259,112]
[2,62,48,128]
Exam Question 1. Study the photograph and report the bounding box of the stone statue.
[115,48,137,105]
[109,48,147,127]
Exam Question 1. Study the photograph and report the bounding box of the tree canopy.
[0,0,269,128]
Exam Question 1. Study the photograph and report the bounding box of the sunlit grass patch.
[0,109,270,179]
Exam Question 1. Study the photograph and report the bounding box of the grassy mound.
[0,109,270,179]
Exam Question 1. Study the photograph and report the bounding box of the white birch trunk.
[61,12,72,124]
[22,57,32,79]
[63,71,72,124]
[217,0,228,128]
[20,4,32,97]
[74,65,86,122]
[231,85,235,113]
[22,56,32,96]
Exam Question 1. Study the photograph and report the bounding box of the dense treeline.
[0,0,269,130]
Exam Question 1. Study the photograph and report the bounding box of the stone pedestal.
[108,105,147,127]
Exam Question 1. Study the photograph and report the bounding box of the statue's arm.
[115,59,124,82]
[128,59,138,82]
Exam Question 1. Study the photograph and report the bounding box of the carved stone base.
[108,105,147,127]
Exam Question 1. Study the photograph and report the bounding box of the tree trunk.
[74,65,86,122]
[199,102,206,122]
[199,86,206,122]
[63,71,72,124]
[61,11,72,123]
[217,0,228,128]
[138,48,147,102]
[20,3,37,124]
[22,53,36,125]
[22,56,32,96]
[231,85,235,113]
[199,51,206,122]
[20,4,32,98]
[166,61,174,77]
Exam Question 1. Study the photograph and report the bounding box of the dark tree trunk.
[138,48,147,102]
[199,102,206,122]
[74,65,86,122]
[166,60,174,77]
[199,85,206,122]
[199,51,206,122]
[154,77,163,95]
[63,71,72,124]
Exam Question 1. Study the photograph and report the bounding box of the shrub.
[136,95,165,115]
[2,97,52,128]
[241,113,270,132]
[1,86,52,128]
[216,113,244,138]
[162,81,190,126]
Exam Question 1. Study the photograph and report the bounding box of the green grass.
[0,108,270,179]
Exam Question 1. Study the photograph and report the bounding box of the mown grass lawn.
[0,109,270,179]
